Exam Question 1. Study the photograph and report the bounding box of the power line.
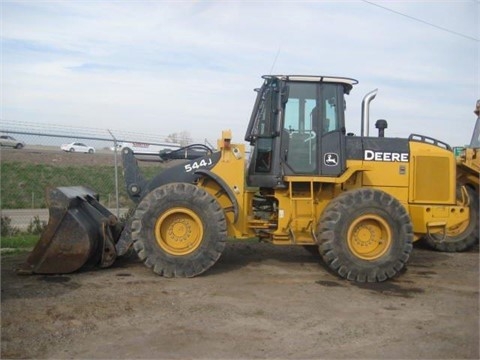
[361,0,479,42]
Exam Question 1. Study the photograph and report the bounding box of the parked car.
[0,135,25,149]
[61,142,95,153]
[110,141,181,154]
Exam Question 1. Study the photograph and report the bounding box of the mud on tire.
[131,183,227,277]
[317,188,414,282]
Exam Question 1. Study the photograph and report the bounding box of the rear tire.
[317,188,413,282]
[424,187,479,252]
[131,183,227,277]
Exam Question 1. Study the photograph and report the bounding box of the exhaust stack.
[361,89,378,137]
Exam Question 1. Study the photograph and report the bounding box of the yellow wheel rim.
[154,208,203,256]
[347,214,392,260]
[444,219,469,237]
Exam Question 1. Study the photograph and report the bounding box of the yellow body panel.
[349,159,410,205]
[409,204,470,235]
[199,132,255,239]
[361,162,409,188]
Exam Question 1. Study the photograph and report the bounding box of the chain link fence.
[0,122,208,232]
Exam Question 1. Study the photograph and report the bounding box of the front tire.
[317,188,413,282]
[131,183,227,277]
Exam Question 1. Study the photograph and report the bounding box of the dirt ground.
[1,241,479,359]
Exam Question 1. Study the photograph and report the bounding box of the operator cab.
[245,75,358,188]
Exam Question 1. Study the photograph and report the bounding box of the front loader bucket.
[17,186,122,275]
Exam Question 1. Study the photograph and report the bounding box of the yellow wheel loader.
[18,75,478,282]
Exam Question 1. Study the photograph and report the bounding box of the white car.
[0,135,25,149]
[61,142,95,153]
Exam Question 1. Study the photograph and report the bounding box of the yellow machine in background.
[455,100,480,195]
[19,76,478,282]
[427,100,479,252]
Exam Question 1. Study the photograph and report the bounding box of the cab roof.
[262,75,358,93]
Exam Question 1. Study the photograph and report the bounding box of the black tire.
[88,149,94,154]
[317,188,413,282]
[424,187,479,252]
[69,148,75,152]
[131,183,227,277]
[15,143,23,149]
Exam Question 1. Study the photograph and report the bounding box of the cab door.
[282,82,346,177]
[318,85,346,176]
[282,82,318,174]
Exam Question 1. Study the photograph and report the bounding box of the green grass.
[1,162,160,209]
[1,233,38,254]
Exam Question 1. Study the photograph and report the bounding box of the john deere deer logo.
[324,153,338,166]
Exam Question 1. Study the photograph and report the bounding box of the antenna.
[269,46,281,75]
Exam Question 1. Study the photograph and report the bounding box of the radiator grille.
[413,156,450,202]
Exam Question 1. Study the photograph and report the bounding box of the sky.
[1,0,479,146]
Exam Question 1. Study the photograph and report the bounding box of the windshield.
[245,78,278,142]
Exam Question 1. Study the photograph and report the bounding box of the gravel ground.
[1,241,478,359]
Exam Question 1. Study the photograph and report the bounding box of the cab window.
[283,83,317,173]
